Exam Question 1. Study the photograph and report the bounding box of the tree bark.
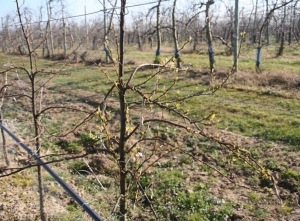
[233,0,239,71]
[206,0,215,72]
[172,0,181,68]
[60,0,67,57]
[252,0,259,43]
[277,31,285,56]
[103,0,117,63]
[154,0,162,63]
[16,1,47,220]
[137,26,143,51]
[119,0,127,220]
[46,1,54,58]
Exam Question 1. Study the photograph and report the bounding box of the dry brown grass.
[228,70,300,89]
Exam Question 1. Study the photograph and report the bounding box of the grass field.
[0,40,300,220]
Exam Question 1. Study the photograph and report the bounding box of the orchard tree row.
[0,0,299,58]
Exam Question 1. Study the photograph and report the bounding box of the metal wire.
[0,123,103,221]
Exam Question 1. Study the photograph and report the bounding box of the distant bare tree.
[99,0,117,63]
[46,0,55,57]
[205,0,215,72]
[154,0,162,63]
[59,0,67,57]
[172,0,181,68]
[291,0,299,42]
[255,0,294,70]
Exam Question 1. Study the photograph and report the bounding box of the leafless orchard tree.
[90,1,283,220]
[46,0,55,58]
[172,0,181,68]
[205,0,215,72]
[154,0,162,63]
[14,2,48,219]
[0,1,101,220]
[255,0,294,71]
[0,72,10,167]
[291,0,300,42]
[98,0,117,63]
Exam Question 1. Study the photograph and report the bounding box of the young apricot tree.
[92,1,281,220]
[0,1,98,220]
[255,0,294,71]
[205,0,215,73]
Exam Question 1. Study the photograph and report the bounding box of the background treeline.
[0,0,299,57]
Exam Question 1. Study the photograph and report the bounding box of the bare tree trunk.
[5,17,12,53]
[277,31,285,56]
[1,18,6,52]
[256,0,293,69]
[193,30,198,51]
[92,35,97,50]
[104,0,107,62]
[103,0,117,63]
[60,0,67,57]
[288,26,292,45]
[39,7,46,57]
[154,0,162,63]
[172,0,181,68]
[265,0,270,44]
[45,21,50,57]
[149,36,153,49]
[0,113,9,166]
[47,1,54,58]
[16,1,47,220]
[0,73,9,166]
[137,26,143,51]
[277,5,287,56]
[119,1,126,220]
[229,7,234,48]
[233,0,239,71]
[24,10,34,51]
[206,0,215,72]
[85,5,89,49]
[292,1,299,42]
[252,0,259,43]
[68,27,74,49]
[127,33,130,45]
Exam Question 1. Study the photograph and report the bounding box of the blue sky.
[0,0,254,17]
[1,0,100,20]
[0,0,172,25]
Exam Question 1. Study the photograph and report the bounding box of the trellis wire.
[0,123,103,221]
